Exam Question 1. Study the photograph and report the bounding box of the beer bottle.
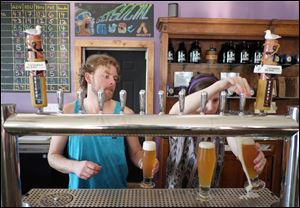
[226,41,236,64]
[176,42,187,63]
[252,41,263,64]
[240,41,250,64]
[168,41,175,63]
[189,40,201,63]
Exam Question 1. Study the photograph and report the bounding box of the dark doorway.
[85,49,146,113]
[85,49,146,183]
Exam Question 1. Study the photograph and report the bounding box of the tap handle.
[239,92,246,116]
[200,91,208,115]
[98,89,105,114]
[139,89,146,115]
[219,91,227,116]
[77,90,84,114]
[178,89,186,115]
[119,89,127,114]
[57,90,64,114]
[158,90,165,115]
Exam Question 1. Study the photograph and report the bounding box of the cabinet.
[155,18,299,191]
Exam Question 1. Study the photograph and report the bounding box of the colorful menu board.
[75,3,153,37]
[1,2,71,92]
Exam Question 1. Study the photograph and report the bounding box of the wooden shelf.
[156,17,299,191]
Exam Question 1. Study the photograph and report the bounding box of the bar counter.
[23,188,279,207]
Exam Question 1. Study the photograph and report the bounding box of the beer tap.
[200,91,208,115]
[56,90,64,114]
[239,92,246,116]
[178,89,186,115]
[139,90,146,115]
[98,89,105,114]
[119,89,127,114]
[219,91,227,116]
[77,90,84,114]
[158,90,165,115]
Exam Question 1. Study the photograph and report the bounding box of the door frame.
[75,40,154,114]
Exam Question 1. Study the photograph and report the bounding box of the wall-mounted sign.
[75,3,153,37]
[1,2,71,92]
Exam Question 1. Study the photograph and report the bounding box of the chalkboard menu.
[75,3,153,37]
[1,2,71,92]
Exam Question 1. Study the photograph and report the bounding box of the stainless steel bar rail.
[1,104,299,207]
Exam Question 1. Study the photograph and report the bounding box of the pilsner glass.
[140,141,156,188]
[241,138,265,192]
[197,141,216,201]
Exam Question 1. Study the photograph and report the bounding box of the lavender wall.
[1,1,299,113]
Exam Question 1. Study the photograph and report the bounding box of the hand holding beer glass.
[197,141,216,201]
[140,141,156,188]
[240,138,265,192]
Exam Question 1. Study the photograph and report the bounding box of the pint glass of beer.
[197,141,216,201]
[140,141,156,188]
[241,138,265,192]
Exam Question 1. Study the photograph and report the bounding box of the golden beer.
[242,143,258,179]
[197,142,216,188]
[143,149,156,178]
[140,141,156,188]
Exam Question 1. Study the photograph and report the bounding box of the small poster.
[75,3,153,37]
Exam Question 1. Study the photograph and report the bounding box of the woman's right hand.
[223,76,251,97]
[73,160,102,180]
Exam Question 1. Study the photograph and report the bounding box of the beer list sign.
[1,2,71,92]
[75,3,153,37]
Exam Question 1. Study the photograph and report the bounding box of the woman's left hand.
[254,143,267,174]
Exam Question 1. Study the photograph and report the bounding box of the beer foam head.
[199,141,215,149]
[143,141,156,151]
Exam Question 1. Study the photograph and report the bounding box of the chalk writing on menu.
[75,3,153,37]
[1,2,71,92]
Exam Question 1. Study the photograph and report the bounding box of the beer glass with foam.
[197,141,216,201]
[241,138,265,192]
[140,141,156,188]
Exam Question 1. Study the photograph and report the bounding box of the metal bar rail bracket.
[1,104,299,207]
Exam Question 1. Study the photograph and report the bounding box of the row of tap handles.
[56,89,246,115]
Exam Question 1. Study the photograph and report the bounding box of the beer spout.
[77,90,84,114]
[200,91,208,115]
[219,91,227,116]
[119,90,127,114]
[98,89,105,114]
[239,92,246,116]
[139,90,146,115]
[158,90,165,115]
[178,89,186,115]
[57,90,64,114]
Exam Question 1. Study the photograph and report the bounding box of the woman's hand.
[254,143,267,175]
[224,76,251,97]
[73,160,102,180]
[139,158,160,177]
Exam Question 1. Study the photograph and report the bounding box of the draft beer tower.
[254,29,282,114]
[24,25,48,113]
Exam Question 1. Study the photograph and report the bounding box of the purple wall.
[1,1,299,113]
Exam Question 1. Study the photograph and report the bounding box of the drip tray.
[23,188,279,207]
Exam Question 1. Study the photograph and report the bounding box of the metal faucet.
[77,90,84,114]
[200,91,208,115]
[219,91,227,116]
[139,90,146,115]
[57,90,64,114]
[158,90,165,115]
[119,90,127,114]
[178,89,186,115]
[97,89,105,114]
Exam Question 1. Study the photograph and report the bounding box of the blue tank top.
[68,100,128,189]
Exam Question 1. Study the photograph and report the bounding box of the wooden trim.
[74,40,154,114]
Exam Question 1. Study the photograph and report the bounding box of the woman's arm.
[169,76,251,115]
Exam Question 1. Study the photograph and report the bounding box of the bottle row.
[168,40,299,65]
